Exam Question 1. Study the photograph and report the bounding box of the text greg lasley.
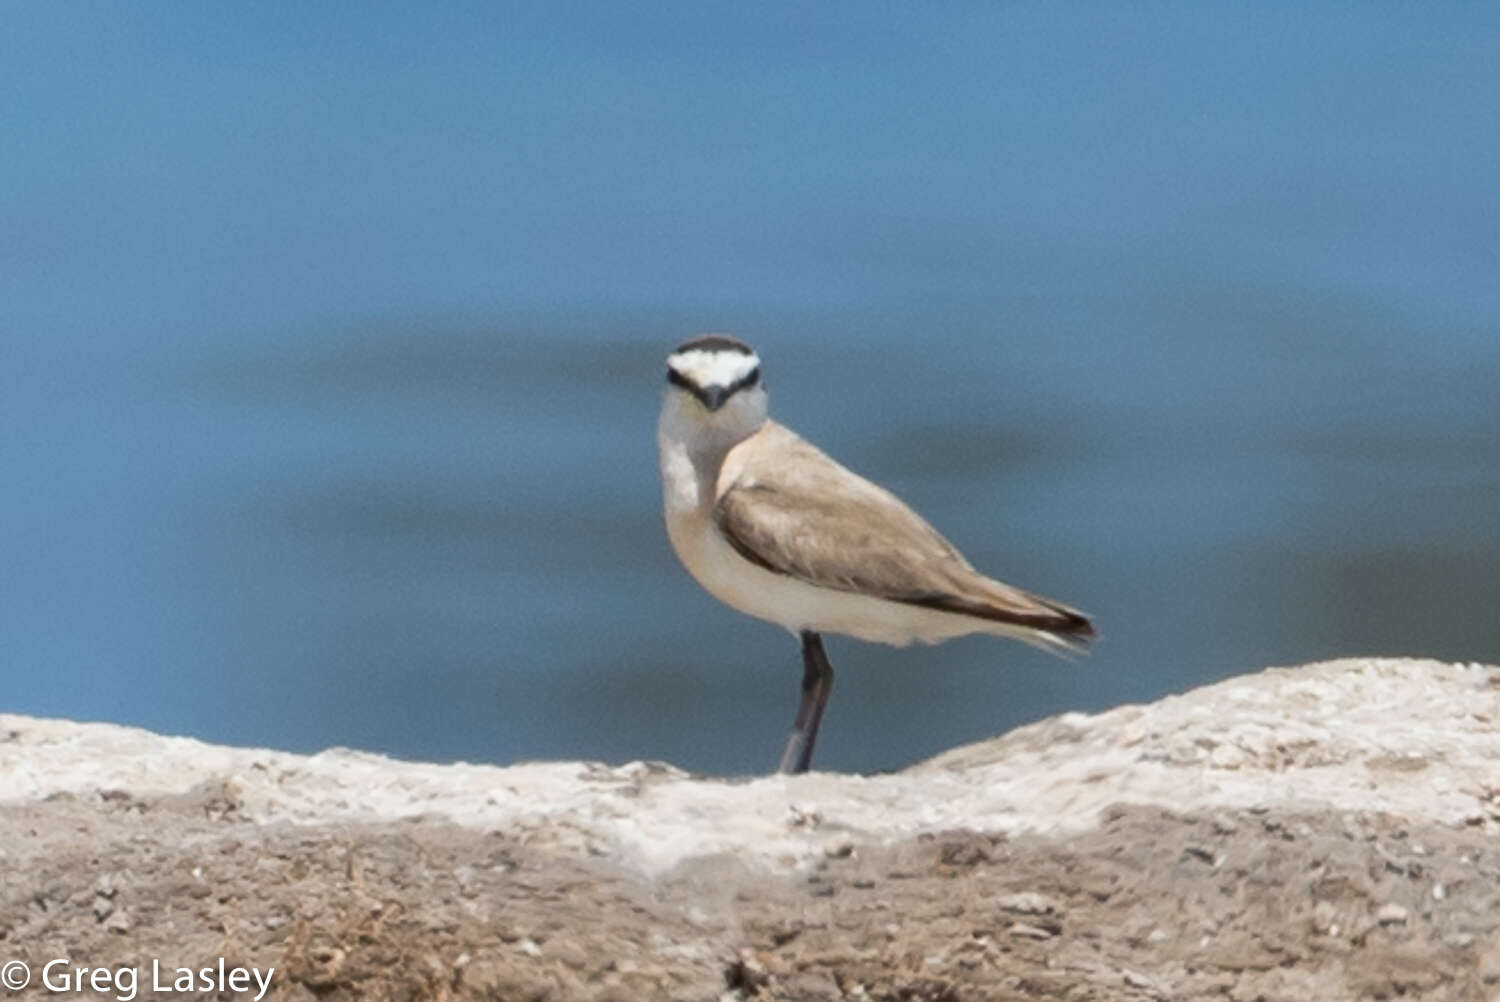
[41,957,274,1001]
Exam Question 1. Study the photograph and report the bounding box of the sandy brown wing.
[714,431,1094,637]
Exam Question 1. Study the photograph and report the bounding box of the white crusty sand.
[3,658,1496,875]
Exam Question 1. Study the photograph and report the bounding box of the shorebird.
[657,334,1094,773]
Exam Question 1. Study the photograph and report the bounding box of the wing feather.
[715,427,1093,639]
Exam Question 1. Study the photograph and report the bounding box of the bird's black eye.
[666,367,693,391]
[740,366,761,389]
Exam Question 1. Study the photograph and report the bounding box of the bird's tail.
[948,586,1096,659]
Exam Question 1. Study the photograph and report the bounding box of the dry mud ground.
[3,658,1499,1001]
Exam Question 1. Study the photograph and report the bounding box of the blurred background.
[3,4,1497,775]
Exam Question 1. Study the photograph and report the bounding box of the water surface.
[4,5,1497,773]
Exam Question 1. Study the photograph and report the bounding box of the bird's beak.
[700,385,731,411]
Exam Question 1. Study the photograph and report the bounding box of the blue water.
[4,5,1498,774]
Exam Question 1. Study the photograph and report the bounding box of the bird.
[656,334,1094,774]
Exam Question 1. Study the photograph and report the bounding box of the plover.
[657,334,1093,773]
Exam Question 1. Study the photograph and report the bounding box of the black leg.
[777,630,835,774]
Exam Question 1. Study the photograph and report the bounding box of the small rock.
[1123,970,1153,989]
[996,892,1058,916]
[1478,943,1500,983]
[823,837,855,859]
[787,804,822,828]
[548,939,589,970]
[1312,901,1339,934]
[1376,903,1408,926]
[1009,922,1056,940]
[1181,846,1215,865]
[1432,883,1445,901]
[724,949,770,991]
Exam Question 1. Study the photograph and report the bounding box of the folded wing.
[714,427,1094,642]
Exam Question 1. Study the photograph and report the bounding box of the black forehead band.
[673,334,754,355]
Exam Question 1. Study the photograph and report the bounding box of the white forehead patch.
[667,348,761,389]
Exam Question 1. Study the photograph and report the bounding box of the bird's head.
[662,334,768,446]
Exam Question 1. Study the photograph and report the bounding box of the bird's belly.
[668,518,981,647]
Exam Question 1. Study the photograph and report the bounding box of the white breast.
[658,440,982,647]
